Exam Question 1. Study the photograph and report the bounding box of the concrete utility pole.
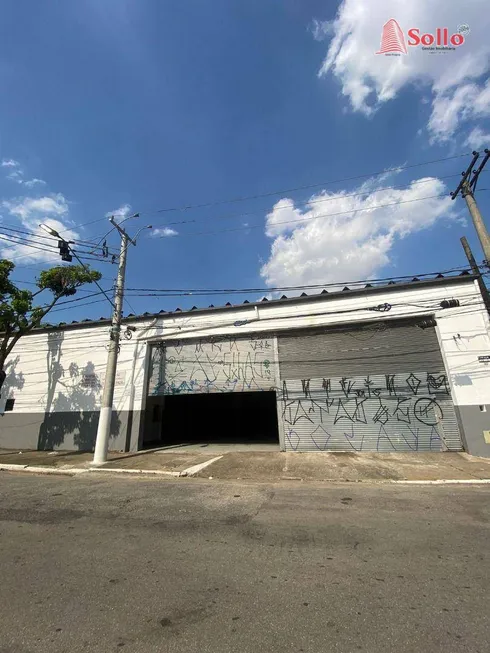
[451,149,490,266]
[92,216,143,466]
[461,180,490,264]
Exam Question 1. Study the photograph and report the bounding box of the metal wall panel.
[279,321,445,378]
[278,322,463,452]
[148,334,276,395]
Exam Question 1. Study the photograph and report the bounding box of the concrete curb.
[0,463,179,477]
[86,467,181,477]
[0,464,86,476]
[2,462,490,484]
[392,478,490,485]
[0,458,224,479]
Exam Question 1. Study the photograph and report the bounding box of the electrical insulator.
[417,318,437,330]
[440,299,460,309]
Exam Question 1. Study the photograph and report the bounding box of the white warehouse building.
[1,271,490,457]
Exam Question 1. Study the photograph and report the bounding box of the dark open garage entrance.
[142,391,279,449]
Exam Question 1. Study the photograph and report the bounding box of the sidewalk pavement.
[2,448,490,482]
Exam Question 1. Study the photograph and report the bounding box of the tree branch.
[4,294,63,359]
[4,331,23,359]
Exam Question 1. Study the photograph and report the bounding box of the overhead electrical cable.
[0,223,116,252]
[0,234,117,267]
[145,172,475,229]
[144,153,475,215]
[124,265,477,296]
[157,190,489,238]
[60,151,476,232]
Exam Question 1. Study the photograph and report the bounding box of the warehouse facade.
[1,272,490,456]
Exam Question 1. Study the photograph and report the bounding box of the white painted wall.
[141,279,490,409]
[2,279,489,421]
[436,292,490,407]
[0,324,149,416]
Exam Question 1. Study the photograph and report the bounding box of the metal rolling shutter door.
[148,334,276,395]
[277,321,462,453]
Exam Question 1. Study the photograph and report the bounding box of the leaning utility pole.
[460,236,490,315]
[451,149,490,267]
[92,216,139,466]
[93,217,135,465]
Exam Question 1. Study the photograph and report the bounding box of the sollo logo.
[376,19,469,55]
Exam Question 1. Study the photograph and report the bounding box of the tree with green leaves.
[0,259,102,394]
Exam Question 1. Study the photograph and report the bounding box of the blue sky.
[1,0,489,323]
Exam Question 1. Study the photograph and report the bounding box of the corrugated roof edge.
[36,271,476,334]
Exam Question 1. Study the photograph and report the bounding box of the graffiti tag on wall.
[149,335,275,395]
[282,372,455,452]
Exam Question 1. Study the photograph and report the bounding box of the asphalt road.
[0,474,488,653]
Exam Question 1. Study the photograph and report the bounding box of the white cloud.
[1,159,46,187]
[6,170,24,184]
[260,174,457,292]
[310,19,333,41]
[150,227,178,237]
[1,159,20,168]
[23,178,47,188]
[0,221,79,265]
[428,80,490,142]
[0,193,78,264]
[3,194,69,220]
[0,158,77,264]
[464,126,490,149]
[106,203,132,220]
[318,0,490,141]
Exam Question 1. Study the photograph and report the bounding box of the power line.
[0,223,116,253]
[31,290,111,312]
[0,232,116,268]
[0,226,60,247]
[0,233,59,256]
[12,293,484,348]
[124,265,475,296]
[10,259,116,284]
[5,252,60,265]
[0,230,106,259]
[49,298,108,314]
[142,153,473,215]
[152,193,459,238]
[40,151,475,234]
[38,292,485,325]
[0,228,119,260]
[149,172,471,229]
[65,244,116,311]
[18,299,486,354]
[10,278,108,295]
[71,253,117,265]
[166,188,490,238]
[85,226,118,256]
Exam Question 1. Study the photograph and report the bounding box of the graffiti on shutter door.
[148,335,276,395]
[280,371,460,452]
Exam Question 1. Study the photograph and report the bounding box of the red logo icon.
[376,18,407,55]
